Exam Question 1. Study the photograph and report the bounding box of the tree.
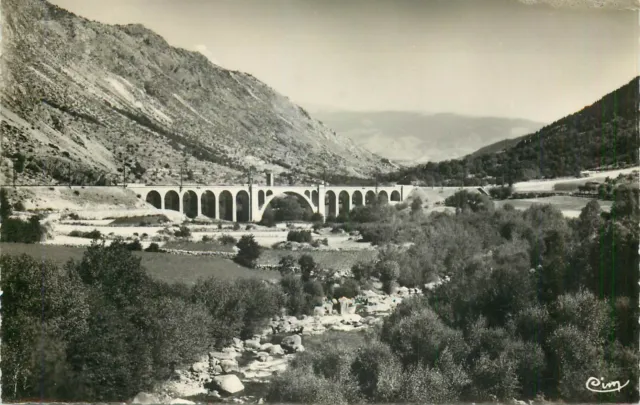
[235,234,262,268]
[0,188,12,220]
[410,197,423,214]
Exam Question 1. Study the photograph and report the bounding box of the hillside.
[387,77,639,186]
[307,109,545,163]
[0,0,391,187]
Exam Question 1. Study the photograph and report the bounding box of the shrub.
[325,214,337,224]
[351,261,375,282]
[219,234,237,245]
[233,222,241,231]
[174,225,191,238]
[260,206,277,227]
[280,274,308,316]
[332,279,360,299]
[13,201,26,211]
[287,230,313,243]
[278,255,298,276]
[310,212,324,222]
[145,242,161,252]
[312,222,323,231]
[410,197,423,214]
[234,234,262,268]
[125,239,143,251]
[298,254,317,282]
[201,235,212,243]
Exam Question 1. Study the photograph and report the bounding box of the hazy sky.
[49,0,638,123]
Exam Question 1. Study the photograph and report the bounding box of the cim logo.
[585,377,630,393]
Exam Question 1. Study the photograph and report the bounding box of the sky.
[48,0,638,123]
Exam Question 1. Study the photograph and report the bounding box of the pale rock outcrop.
[212,374,245,395]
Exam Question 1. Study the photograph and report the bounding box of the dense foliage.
[385,77,638,186]
[1,241,283,402]
[270,187,640,404]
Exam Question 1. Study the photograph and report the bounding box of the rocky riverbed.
[131,286,424,404]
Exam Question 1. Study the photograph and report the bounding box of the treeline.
[268,187,640,404]
[1,240,286,401]
[384,77,639,186]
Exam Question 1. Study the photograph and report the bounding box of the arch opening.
[183,190,198,219]
[352,190,363,207]
[312,190,319,207]
[261,192,314,222]
[338,191,351,216]
[266,190,273,197]
[201,191,216,218]
[365,190,376,206]
[236,190,250,223]
[304,190,311,198]
[146,190,162,209]
[378,190,389,204]
[218,190,234,221]
[390,190,401,202]
[164,190,180,211]
[258,190,265,208]
[325,190,337,218]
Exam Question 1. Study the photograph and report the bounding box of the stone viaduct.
[127,182,413,223]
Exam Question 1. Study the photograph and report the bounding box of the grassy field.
[0,243,279,284]
[495,195,612,217]
[259,249,378,269]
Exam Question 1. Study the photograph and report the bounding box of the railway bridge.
[128,182,412,223]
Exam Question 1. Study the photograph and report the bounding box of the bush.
[201,235,213,243]
[13,201,26,211]
[351,261,375,282]
[219,234,237,245]
[324,214,337,224]
[332,279,360,299]
[278,255,298,276]
[233,222,241,231]
[287,230,313,243]
[298,254,317,282]
[234,234,262,268]
[260,207,277,227]
[310,212,324,222]
[125,239,143,251]
[174,225,191,238]
[280,274,308,316]
[145,243,161,252]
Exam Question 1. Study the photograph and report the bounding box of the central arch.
[218,190,234,221]
[183,190,198,218]
[236,190,250,223]
[164,190,180,211]
[146,190,161,209]
[257,191,315,222]
[201,191,216,218]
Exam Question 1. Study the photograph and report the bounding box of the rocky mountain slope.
[1,0,390,187]
[308,109,545,164]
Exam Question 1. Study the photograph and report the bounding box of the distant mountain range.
[306,109,546,164]
[388,77,639,186]
[1,0,391,187]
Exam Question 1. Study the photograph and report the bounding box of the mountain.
[388,77,639,186]
[0,0,391,187]
[306,109,546,164]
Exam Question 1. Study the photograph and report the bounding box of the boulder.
[256,352,271,362]
[213,374,245,395]
[220,359,240,373]
[132,392,160,404]
[244,339,261,350]
[259,343,273,351]
[313,306,325,317]
[209,351,238,361]
[281,334,302,353]
[190,361,209,374]
[267,344,285,355]
[169,399,196,405]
